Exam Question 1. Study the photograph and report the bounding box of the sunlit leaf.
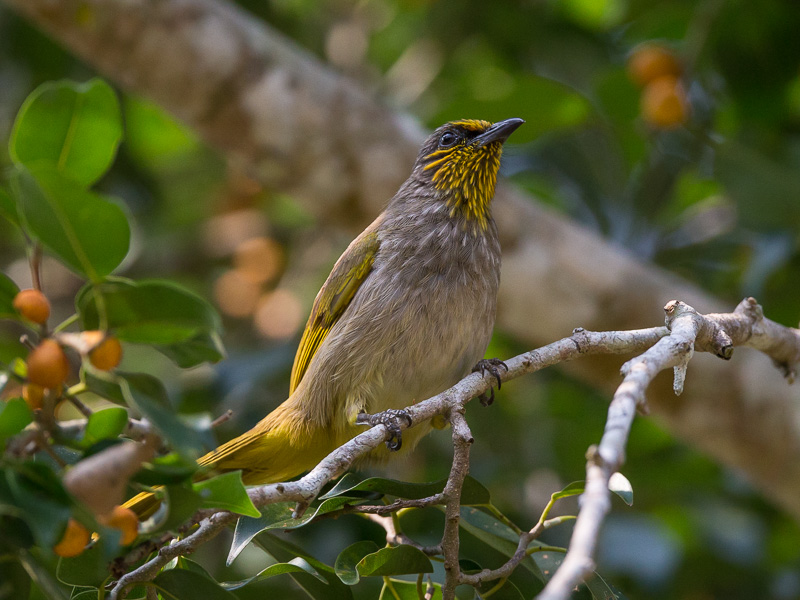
[9,78,122,186]
[378,578,443,600]
[223,558,325,590]
[0,398,33,440]
[10,166,129,279]
[193,472,259,517]
[82,407,128,447]
[608,472,633,506]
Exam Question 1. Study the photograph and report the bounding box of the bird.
[125,117,524,519]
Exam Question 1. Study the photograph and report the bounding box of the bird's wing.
[289,223,381,393]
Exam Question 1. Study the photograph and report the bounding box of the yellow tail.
[124,400,333,519]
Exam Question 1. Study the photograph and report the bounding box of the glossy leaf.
[10,166,129,279]
[457,507,543,580]
[335,541,432,584]
[9,78,122,186]
[131,452,198,486]
[76,279,223,366]
[82,407,128,447]
[153,569,238,600]
[552,481,585,501]
[193,472,259,517]
[56,534,118,588]
[0,273,20,318]
[0,398,33,440]
[609,472,633,506]
[228,496,369,564]
[322,474,490,505]
[223,558,326,590]
[250,532,353,599]
[334,541,380,585]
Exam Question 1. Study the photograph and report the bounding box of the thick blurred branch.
[5,0,800,520]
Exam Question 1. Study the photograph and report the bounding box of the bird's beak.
[475,118,525,147]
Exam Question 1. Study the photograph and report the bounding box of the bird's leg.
[356,409,413,451]
[472,358,508,407]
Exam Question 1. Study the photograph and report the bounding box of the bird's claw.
[472,358,508,407]
[357,409,413,451]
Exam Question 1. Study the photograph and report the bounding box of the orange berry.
[102,505,138,545]
[53,518,90,558]
[23,384,44,410]
[89,335,123,371]
[26,339,70,390]
[13,289,51,324]
[627,44,682,87]
[641,75,689,128]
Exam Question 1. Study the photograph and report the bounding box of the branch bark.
[4,0,800,520]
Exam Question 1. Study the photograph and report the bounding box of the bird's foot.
[472,358,508,406]
[357,409,413,451]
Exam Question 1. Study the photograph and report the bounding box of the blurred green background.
[3,0,800,598]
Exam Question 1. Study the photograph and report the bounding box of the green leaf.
[378,578,442,600]
[0,273,21,319]
[17,550,70,600]
[150,485,203,533]
[56,534,119,588]
[321,475,490,505]
[193,472,259,517]
[0,398,33,440]
[153,569,238,600]
[250,532,354,600]
[357,545,433,579]
[10,78,122,187]
[475,578,526,600]
[10,166,129,279]
[0,557,30,600]
[335,541,380,585]
[76,279,224,366]
[131,452,198,486]
[552,481,585,501]
[228,496,371,565]
[584,572,627,600]
[457,507,543,580]
[608,472,633,506]
[83,370,208,459]
[223,558,326,590]
[82,407,128,447]
[2,464,71,549]
[118,372,207,460]
[0,186,18,226]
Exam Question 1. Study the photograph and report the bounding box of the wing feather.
[289,224,381,392]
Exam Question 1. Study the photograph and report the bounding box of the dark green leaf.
[3,465,71,548]
[321,475,489,505]
[156,330,225,368]
[609,472,633,506]
[9,78,122,187]
[475,578,525,600]
[0,186,18,226]
[0,398,33,440]
[10,166,129,279]
[457,507,543,580]
[355,545,433,578]
[584,572,627,600]
[17,550,70,600]
[56,534,118,588]
[118,372,206,459]
[229,496,370,564]
[334,541,380,585]
[76,279,223,366]
[0,557,30,600]
[0,273,20,318]
[150,485,202,533]
[223,558,326,590]
[193,472,259,517]
[131,453,198,486]
[153,569,237,600]
[82,407,128,447]
[378,578,442,600]
[251,532,353,600]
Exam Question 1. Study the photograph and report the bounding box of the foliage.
[1,0,800,599]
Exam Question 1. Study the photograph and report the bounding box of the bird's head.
[415,118,524,230]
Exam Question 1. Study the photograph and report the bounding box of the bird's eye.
[439,131,458,148]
